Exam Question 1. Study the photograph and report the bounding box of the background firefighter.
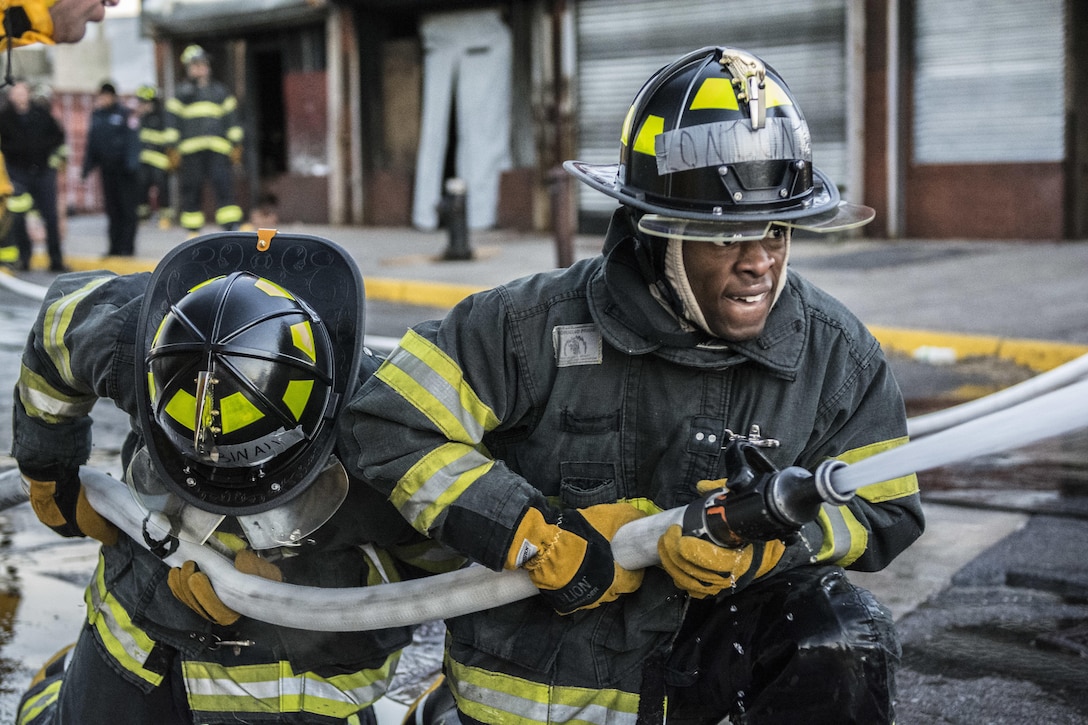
[166,44,244,235]
[134,84,177,228]
[343,46,924,724]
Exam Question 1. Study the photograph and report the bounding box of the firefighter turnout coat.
[13,271,459,723]
[341,210,925,724]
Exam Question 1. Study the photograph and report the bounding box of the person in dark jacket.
[341,46,925,724]
[82,81,140,256]
[13,231,464,724]
[0,79,67,271]
[166,44,244,235]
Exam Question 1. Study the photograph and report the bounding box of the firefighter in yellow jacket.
[165,44,245,235]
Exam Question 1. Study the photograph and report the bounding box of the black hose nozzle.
[682,440,853,547]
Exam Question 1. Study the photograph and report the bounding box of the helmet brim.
[564,159,874,234]
[135,231,365,516]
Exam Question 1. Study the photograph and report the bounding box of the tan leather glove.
[506,502,645,614]
[658,524,785,599]
[229,146,243,166]
[166,148,181,171]
[168,549,282,626]
[23,468,119,545]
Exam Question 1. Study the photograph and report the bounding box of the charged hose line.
[1,373,1085,631]
[908,351,1088,438]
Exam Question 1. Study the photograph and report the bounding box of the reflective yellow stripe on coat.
[815,436,919,566]
[85,554,167,687]
[376,329,500,533]
[448,658,641,725]
[182,653,398,720]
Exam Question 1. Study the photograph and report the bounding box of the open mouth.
[728,292,768,304]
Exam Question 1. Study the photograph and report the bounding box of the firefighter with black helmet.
[345,46,924,724]
[166,44,245,235]
[13,231,463,724]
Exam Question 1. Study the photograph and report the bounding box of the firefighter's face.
[49,0,117,43]
[682,231,788,342]
[187,59,211,82]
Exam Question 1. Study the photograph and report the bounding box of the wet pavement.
[0,215,1086,722]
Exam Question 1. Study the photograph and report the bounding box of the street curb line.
[870,325,1088,373]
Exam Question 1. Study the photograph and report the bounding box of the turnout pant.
[8,165,63,269]
[177,150,241,231]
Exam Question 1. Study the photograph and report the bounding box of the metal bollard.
[439,177,472,261]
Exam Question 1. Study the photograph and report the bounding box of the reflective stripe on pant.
[178,149,238,231]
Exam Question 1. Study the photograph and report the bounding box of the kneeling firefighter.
[13,231,462,724]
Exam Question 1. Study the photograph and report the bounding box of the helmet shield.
[565,46,873,236]
[136,231,364,516]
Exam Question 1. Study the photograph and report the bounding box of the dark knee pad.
[666,566,900,725]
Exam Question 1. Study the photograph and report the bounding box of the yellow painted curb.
[869,325,1088,373]
[364,277,485,309]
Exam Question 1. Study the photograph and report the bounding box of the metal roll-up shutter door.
[574,0,849,218]
[913,0,1064,163]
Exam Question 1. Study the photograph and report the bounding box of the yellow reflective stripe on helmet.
[7,192,34,213]
[42,276,113,390]
[289,321,316,362]
[814,503,868,566]
[164,388,198,431]
[283,379,314,421]
[690,77,740,111]
[835,436,919,503]
[395,442,494,533]
[764,77,793,108]
[448,658,640,725]
[253,277,294,299]
[218,390,264,433]
[16,678,61,725]
[178,135,234,155]
[632,114,664,157]
[17,365,96,422]
[84,554,165,687]
[182,652,397,719]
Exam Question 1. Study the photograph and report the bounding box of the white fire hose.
[1,373,1086,631]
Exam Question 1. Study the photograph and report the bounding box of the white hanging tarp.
[411,8,513,231]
